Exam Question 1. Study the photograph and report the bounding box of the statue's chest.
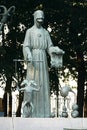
[31,29,45,40]
[30,29,47,48]
[24,92,32,100]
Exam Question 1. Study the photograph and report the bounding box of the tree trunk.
[3,76,12,117]
[77,51,85,117]
[84,89,87,117]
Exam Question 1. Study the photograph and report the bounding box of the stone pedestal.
[64,129,87,130]
[0,118,87,130]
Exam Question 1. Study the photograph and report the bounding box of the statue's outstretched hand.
[49,46,65,68]
[49,46,64,55]
[27,54,32,62]
[16,85,20,91]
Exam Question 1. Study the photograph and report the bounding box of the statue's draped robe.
[23,25,53,117]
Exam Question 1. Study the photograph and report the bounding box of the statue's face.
[33,10,44,28]
[36,18,44,28]
[36,18,44,23]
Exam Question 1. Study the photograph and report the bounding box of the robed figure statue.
[23,10,64,117]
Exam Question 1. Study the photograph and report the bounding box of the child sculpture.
[19,79,40,117]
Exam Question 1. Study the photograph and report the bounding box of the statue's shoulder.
[43,28,47,32]
[43,28,50,36]
[26,27,33,32]
[42,28,48,33]
[25,27,34,36]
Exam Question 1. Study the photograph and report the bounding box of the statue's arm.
[23,30,32,61]
[19,88,25,92]
[46,31,64,55]
[46,30,65,68]
[32,87,40,92]
[46,30,64,54]
[46,31,53,56]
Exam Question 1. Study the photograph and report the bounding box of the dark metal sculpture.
[0,5,15,31]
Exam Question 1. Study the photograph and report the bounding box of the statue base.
[0,117,87,130]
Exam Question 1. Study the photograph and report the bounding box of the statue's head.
[21,79,28,86]
[29,80,37,87]
[33,10,44,27]
[21,79,37,88]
